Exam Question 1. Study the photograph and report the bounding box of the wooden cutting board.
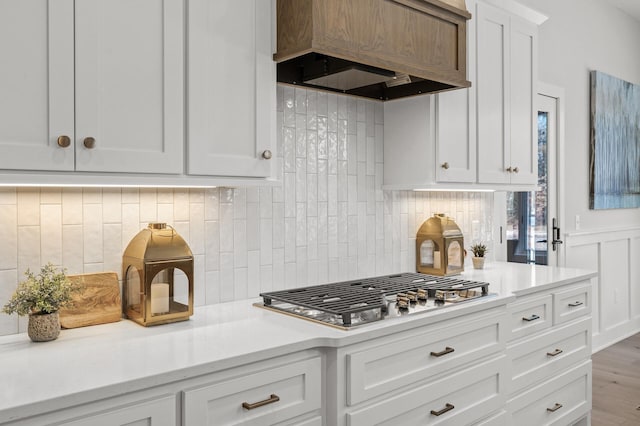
[59,272,122,329]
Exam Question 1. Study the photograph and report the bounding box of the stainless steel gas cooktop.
[257,273,492,330]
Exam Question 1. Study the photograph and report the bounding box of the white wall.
[516,0,640,349]
[518,0,640,232]
[0,86,494,336]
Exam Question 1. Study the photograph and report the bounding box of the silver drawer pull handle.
[522,314,540,322]
[568,301,583,307]
[430,347,455,357]
[242,394,280,410]
[547,403,563,412]
[547,348,563,357]
[430,403,454,416]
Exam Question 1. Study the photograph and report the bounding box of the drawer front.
[347,356,506,426]
[508,294,553,341]
[508,361,591,426]
[346,310,506,405]
[553,284,591,325]
[183,356,321,426]
[472,410,508,426]
[509,317,591,395]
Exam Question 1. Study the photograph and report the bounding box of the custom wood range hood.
[274,0,471,100]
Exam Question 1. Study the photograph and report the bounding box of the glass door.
[506,93,559,265]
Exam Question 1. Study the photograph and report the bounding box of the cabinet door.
[435,67,476,182]
[509,16,538,185]
[0,0,74,171]
[476,2,510,185]
[187,0,275,178]
[74,0,184,174]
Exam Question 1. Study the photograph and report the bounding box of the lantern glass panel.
[125,265,142,316]
[446,240,464,274]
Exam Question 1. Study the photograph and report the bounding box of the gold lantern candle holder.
[122,223,194,326]
[416,214,465,276]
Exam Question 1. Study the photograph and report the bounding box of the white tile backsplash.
[0,87,494,336]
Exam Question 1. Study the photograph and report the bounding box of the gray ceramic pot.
[28,312,60,342]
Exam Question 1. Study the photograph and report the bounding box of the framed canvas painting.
[589,70,640,209]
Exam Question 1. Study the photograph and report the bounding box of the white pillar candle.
[150,283,170,315]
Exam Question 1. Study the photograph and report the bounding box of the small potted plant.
[469,243,488,269]
[2,263,80,342]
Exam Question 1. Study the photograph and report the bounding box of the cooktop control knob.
[416,288,428,300]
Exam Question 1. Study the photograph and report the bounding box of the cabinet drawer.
[508,361,591,426]
[183,356,321,426]
[509,317,591,395]
[347,356,506,426]
[472,410,508,426]
[346,310,506,405]
[508,294,552,341]
[553,284,591,325]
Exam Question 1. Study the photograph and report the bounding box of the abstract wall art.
[590,70,640,209]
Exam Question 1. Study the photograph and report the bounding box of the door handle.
[552,218,563,251]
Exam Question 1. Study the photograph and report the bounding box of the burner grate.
[260,272,490,326]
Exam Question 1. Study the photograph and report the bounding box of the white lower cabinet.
[347,356,506,426]
[506,281,592,425]
[508,361,592,426]
[4,394,176,426]
[182,356,322,426]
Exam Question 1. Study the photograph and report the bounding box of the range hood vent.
[275,0,472,101]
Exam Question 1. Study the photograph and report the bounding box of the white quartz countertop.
[0,262,595,423]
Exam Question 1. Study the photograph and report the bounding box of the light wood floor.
[592,333,640,425]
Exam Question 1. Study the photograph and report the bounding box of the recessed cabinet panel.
[476,2,510,185]
[183,356,321,426]
[0,0,74,171]
[188,0,275,178]
[436,87,476,183]
[75,0,184,173]
[509,16,537,185]
[60,395,176,426]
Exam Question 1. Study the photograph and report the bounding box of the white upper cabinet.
[74,0,184,174]
[187,0,276,178]
[0,0,74,171]
[0,0,184,175]
[476,0,538,186]
[384,0,544,191]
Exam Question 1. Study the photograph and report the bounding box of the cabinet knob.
[83,137,96,149]
[262,150,272,160]
[513,166,519,173]
[57,135,71,148]
[441,162,450,170]
[506,166,513,173]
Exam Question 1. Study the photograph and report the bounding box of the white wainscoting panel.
[565,227,640,352]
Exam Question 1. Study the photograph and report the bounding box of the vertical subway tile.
[205,220,220,271]
[247,250,260,298]
[17,188,39,226]
[357,122,366,162]
[82,188,102,204]
[103,223,122,274]
[233,219,247,268]
[62,188,83,225]
[121,203,140,251]
[307,130,318,173]
[272,202,285,249]
[220,252,234,302]
[307,173,318,217]
[190,202,205,255]
[317,91,328,117]
[318,116,328,159]
[295,158,307,203]
[157,189,173,204]
[246,202,260,251]
[260,218,273,266]
[157,203,174,225]
[40,204,62,266]
[234,267,248,300]
[347,133,357,175]
[0,188,16,204]
[259,187,273,218]
[295,87,307,115]
[205,270,220,305]
[102,189,122,224]
[83,204,103,264]
[0,205,17,270]
[40,187,61,204]
[0,270,19,335]
[284,217,296,263]
[307,90,318,130]
[174,190,190,221]
[296,124,306,158]
[139,189,158,223]
[296,203,307,246]
[219,203,234,253]
[283,85,295,127]
[18,226,40,275]
[284,172,296,218]
[193,254,206,307]
[121,188,139,204]
[272,248,285,290]
[260,265,273,293]
[233,188,247,220]
[328,132,338,175]
[204,188,219,221]
[62,225,83,274]
[296,246,307,287]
